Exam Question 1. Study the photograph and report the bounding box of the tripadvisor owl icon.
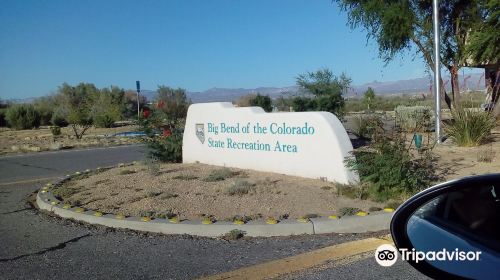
[375,244,398,267]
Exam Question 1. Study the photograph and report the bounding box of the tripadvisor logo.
[374,244,482,267]
[375,244,398,267]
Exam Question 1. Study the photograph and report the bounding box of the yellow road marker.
[233,220,245,225]
[94,211,103,217]
[200,235,393,280]
[328,215,338,219]
[296,217,309,223]
[169,217,180,223]
[383,208,395,212]
[141,217,151,222]
[62,204,71,209]
[265,218,278,225]
[115,214,125,219]
[202,218,213,225]
[356,211,368,217]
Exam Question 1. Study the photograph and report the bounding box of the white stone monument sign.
[183,102,359,184]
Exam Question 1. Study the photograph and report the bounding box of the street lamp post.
[136,81,141,120]
[432,0,442,143]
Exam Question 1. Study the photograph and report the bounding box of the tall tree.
[363,87,376,111]
[336,0,488,108]
[465,0,499,66]
[294,68,350,117]
[58,82,97,139]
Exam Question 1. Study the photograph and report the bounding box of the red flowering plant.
[138,86,190,162]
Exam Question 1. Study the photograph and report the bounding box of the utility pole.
[432,0,442,143]
[136,81,141,120]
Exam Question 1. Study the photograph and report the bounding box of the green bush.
[445,107,495,147]
[50,126,61,136]
[5,104,41,130]
[395,106,434,132]
[139,85,189,163]
[0,108,7,127]
[223,229,246,240]
[249,94,273,112]
[146,129,183,162]
[346,135,436,201]
[292,95,345,118]
[93,113,116,128]
[51,111,68,127]
[352,114,384,139]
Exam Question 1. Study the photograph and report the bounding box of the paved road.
[0,145,428,279]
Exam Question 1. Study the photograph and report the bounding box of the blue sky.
[0,0,476,99]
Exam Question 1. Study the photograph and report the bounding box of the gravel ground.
[53,163,383,221]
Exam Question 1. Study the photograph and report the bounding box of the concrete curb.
[36,165,393,238]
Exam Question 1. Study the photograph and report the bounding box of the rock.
[24,137,31,140]
[50,142,62,151]
[11,145,19,152]
[29,146,41,152]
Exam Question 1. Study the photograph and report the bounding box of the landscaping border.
[36,164,394,237]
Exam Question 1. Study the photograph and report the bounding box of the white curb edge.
[35,164,393,238]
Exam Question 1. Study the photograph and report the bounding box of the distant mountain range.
[178,73,485,103]
[7,73,486,104]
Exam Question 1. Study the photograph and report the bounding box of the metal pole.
[136,81,141,120]
[136,90,140,119]
[432,0,442,143]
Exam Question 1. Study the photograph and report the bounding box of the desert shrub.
[346,134,436,202]
[223,229,246,240]
[52,186,78,200]
[335,183,368,200]
[173,174,198,180]
[145,191,162,198]
[139,86,189,163]
[292,95,345,118]
[160,192,179,199]
[477,145,496,163]
[445,107,495,147]
[93,113,116,128]
[204,168,236,182]
[0,108,7,127]
[5,104,41,130]
[292,96,316,112]
[50,126,61,136]
[338,207,361,216]
[143,156,161,176]
[352,114,384,139]
[119,169,136,175]
[395,106,434,132]
[226,180,255,196]
[249,94,273,112]
[51,111,68,127]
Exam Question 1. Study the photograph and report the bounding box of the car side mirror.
[390,173,500,279]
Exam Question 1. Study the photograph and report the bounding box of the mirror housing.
[391,173,500,279]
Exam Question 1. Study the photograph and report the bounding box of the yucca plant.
[445,107,495,147]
